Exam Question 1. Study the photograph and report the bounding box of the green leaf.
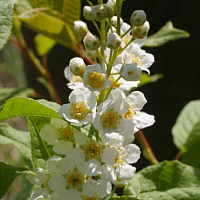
[0,0,16,50]
[0,97,61,122]
[14,0,33,14]
[144,21,190,47]
[138,73,163,88]
[0,162,27,199]
[0,123,33,169]
[0,87,34,106]
[16,9,76,49]
[125,161,200,200]
[62,0,81,29]
[172,100,200,150]
[27,0,54,9]
[26,116,54,169]
[181,122,200,169]
[34,34,56,56]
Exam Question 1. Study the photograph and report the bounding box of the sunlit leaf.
[144,21,190,47]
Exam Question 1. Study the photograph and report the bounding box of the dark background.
[22,0,200,170]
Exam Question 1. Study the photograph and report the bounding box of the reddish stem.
[173,151,182,161]
[136,129,159,165]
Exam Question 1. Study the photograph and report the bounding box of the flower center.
[84,141,103,160]
[60,125,74,141]
[41,174,52,189]
[70,102,91,120]
[124,105,137,120]
[109,76,122,88]
[66,171,85,189]
[100,109,122,129]
[86,72,105,89]
[72,75,83,82]
[131,54,141,65]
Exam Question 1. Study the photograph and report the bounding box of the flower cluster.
[28,1,155,199]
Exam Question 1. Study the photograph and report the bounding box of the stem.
[118,36,135,56]
[136,129,159,165]
[121,25,134,38]
[92,19,101,34]
[42,56,62,104]
[97,50,108,65]
[173,151,182,161]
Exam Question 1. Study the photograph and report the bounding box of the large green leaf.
[0,0,16,50]
[0,123,33,169]
[34,34,56,56]
[110,197,140,200]
[181,122,200,169]
[124,161,200,200]
[144,21,190,47]
[0,162,27,199]
[172,100,200,150]
[27,0,54,9]
[16,9,77,49]
[0,87,34,106]
[26,116,54,169]
[0,97,61,122]
[62,0,81,29]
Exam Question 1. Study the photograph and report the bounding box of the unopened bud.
[132,21,150,39]
[106,33,122,49]
[111,16,123,27]
[107,0,116,13]
[83,6,93,21]
[86,49,98,59]
[120,63,142,81]
[69,57,85,76]
[92,5,107,21]
[83,32,100,50]
[104,4,114,18]
[130,10,146,27]
[74,20,88,40]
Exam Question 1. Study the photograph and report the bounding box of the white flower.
[28,156,62,200]
[132,21,150,39]
[82,179,112,198]
[74,20,88,40]
[111,16,123,27]
[93,97,135,136]
[124,90,155,133]
[64,66,85,90]
[130,10,146,27]
[40,118,74,155]
[58,88,96,124]
[83,63,111,92]
[120,62,142,81]
[106,33,122,49]
[83,31,100,50]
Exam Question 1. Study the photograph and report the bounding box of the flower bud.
[83,32,100,51]
[86,49,98,59]
[74,20,88,40]
[111,16,123,27]
[91,5,107,21]
[83,6,94,21]
[107,0,116,13]
[104,4,114,19]
[106,33,122,49]
[130,10,146,27]
[132,21,150,39]
[120,63,142,81]
[69,57,85,76]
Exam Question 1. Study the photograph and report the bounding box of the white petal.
[96,179,112,198]
[28,168,47,185]
[116,163,136,180]
[123,134,135,146]
[101,132,124,147]
[56,157,75,174]
[61,188,82,200]
[119,118,134,136]
[53,140,73,155]
[31,188,49,200]
[40,124,59,145]
[74,130,88,145]
[127,91,147,111]
[50,192,63,200]
[101,164,116,181]
[48,175,67,193]
[123,144,141,164]
[134,112,155,129]
[66,147,85,162]
[84,159,103,176]
[46,155,62,174]
[101,147,119,165]
[83,179,98,197]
